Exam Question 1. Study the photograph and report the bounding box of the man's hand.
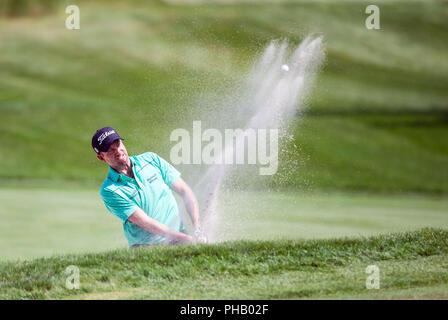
[194,226,208,243]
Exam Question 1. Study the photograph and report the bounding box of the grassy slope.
[0,1,447,193]
[0,228,447,299]
[1,188,448,262]
[1,1,447,300]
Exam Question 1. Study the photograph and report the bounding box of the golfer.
[92,127,205,247]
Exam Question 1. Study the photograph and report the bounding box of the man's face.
[97,139,129,167]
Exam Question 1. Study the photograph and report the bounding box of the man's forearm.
[170,178,201,230]
[128,208,193,243]
[182,187,200,228]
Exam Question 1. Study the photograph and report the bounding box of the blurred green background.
[0,0,447,260]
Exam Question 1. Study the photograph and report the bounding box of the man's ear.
[97,153,106,162]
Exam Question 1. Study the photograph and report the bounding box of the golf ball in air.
[281,64,289,72]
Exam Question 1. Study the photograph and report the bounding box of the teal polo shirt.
[100,152,184,247]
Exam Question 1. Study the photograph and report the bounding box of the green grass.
[1,188,447,262]
[0,0,447,193]
[215,189,448,241]
[0,228,447,299]
[1,1,447,300]
[283,114,448,194]
[0,188,126,261]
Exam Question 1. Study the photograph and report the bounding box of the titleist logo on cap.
[98,130,115,145]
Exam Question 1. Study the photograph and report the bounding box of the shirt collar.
[107,157,136,183]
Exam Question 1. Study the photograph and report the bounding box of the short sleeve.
[145,152,181,186]
[100,189,139,223]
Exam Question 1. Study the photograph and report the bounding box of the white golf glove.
[194,227,208,244]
